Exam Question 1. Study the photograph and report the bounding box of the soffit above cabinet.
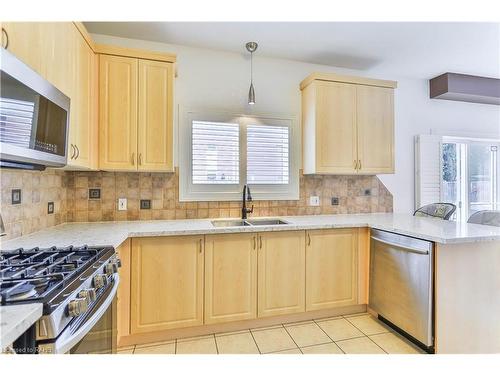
[300,72,397,91]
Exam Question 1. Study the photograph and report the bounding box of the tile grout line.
[365,334,389,354]
[213,334,219,354]
[249,329,262,355]
[281,323,302,353]
[343,315,389,354]
[312,320,346,354]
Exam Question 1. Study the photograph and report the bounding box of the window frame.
[179,109,299,202]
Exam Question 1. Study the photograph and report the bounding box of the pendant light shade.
[246,42,258,105]
[248,83,255,105]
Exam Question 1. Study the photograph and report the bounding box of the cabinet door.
[130,236,204,334]
[205,233,257,324]
[1,22,43,75]
[137,60,174,172]
[68,35,97,169]
[306,229,358,311]
[258,231,306,318]
[315,81,357,174]
[99,55,138,171]
[356,85,394,174]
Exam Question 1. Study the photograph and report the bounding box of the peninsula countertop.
[3,213,500,251]
[0,303,43,351]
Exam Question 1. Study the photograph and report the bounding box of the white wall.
[92,34,500,213]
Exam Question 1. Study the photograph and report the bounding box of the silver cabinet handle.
[353,160,357,170]
[75,145,80,160]
[138,153,142,165]
[70,144,75,160]
[131,153,135,165]
[199,238,203,254]
[307,233,311,246]
[1,28,8,49]
[253,236,256,250]
[358,160,362,170]
[259,235,262,249]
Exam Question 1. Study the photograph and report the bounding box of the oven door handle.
[48,275,119,354]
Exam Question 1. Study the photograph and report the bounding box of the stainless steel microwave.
[0,48,70,170]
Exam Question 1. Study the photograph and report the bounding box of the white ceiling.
[84,22,500,78]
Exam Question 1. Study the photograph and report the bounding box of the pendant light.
[246,42,258,105]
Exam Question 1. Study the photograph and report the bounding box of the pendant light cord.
[250,51,253,85]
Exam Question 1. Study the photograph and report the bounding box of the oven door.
[39,275,119,354]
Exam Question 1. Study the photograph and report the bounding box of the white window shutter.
[414,134,442,210]
[192,121,239,184]
[247,124,289,185]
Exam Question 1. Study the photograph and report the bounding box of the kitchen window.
[415,134,500,222]
[179,110,298,201]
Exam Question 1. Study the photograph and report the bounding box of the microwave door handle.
[49,275,119,354]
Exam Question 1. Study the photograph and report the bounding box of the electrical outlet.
[140,199,151,210]
[309,196,320,206]
[364,189,372,196]
[47,202,54,214]
[118,198,127,211]
[331,197,339,206]
[11,189,21,205]
[89,188,101,199]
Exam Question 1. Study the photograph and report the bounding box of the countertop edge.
[0,303,43,351]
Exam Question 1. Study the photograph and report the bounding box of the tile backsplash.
[0,168,392,240]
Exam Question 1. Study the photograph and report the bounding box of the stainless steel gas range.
[0,245,120,354]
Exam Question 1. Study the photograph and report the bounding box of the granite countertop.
[0,303,43,351]
[3,213,500,251]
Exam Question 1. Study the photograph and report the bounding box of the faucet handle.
[249,204,254,213]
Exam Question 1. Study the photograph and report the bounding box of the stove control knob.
[78,288,97,304]
[104,261,118,276]
[93,274,107,289]
[116,258,122,268]
[67,297,89,317]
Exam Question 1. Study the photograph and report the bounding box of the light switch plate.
[118,198,127,211]
[309,196,320,206]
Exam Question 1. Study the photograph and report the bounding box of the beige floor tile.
[135,340,175,349]
[251,324,283,332]
[251,327,297,354]
[345,315,389,335]
[301,342,344,354]
[116,348,134,354]
[134,342,175,354]
[216,332,259,354]
[285,323,332,347]
[283,320,314,327]
[268,348,302,354]
[342,312,370,318]
[177,334,214,343]
[336,337,386,354]
[215,329,250,337]
[317,318,364,341]
[314,316,343,323]
[369,333,423,354]
[176,337,218,354]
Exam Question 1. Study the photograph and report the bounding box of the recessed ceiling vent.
[429,72,500,105]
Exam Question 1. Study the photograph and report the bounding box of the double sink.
[211,218,289,227]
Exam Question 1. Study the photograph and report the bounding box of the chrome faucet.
[241,185,254,219]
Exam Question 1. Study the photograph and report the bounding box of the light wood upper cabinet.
[1,22,43,75]
[257,231,306,318]
[315,81,357,174]
[204,233,257,324]
[130,236,204,334]
[138,59,174,171]
[305,229,358,311]
[301,73,397,175]
[356,85,394,174]
[99,55,138,171]
[68,34,98,169]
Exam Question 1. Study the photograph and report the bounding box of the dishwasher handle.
[370,235,431,255]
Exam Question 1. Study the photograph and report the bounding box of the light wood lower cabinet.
[130,236,204,334]
[204,233,257,324]
[305,229,359,311]
[257,231,306,318]
[116,239,131,343]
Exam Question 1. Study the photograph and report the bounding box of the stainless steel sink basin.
[245,218,289,226]
[211,219,251,227]
[211,218,289,227]
[247,218,288,225]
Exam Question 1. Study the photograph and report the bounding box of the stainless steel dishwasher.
[369,229,434,352]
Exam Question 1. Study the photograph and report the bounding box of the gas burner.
[9,283,37,301]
